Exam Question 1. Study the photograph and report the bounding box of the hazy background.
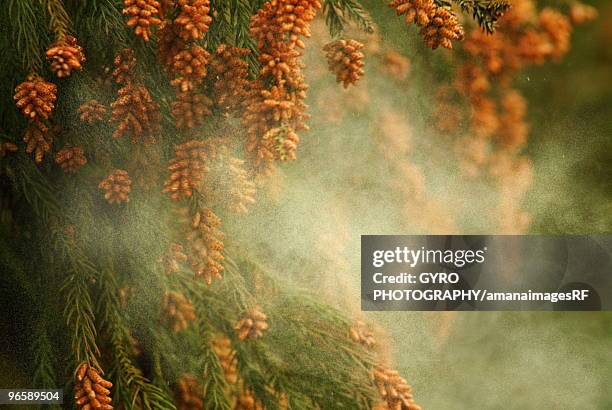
[226,1,612,408]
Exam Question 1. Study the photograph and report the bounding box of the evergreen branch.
[208,0,260,73]
[31,322,62,410]
[6,0,47,72]
[0,229,34,296]
[60,250,101,368]
[232,0,260,71]
[44,0,72,38]
[194,302,232,410]
[32,321,58,389]
[32,270,60,392]
[97,268,177,410]
[323,0,374,38]
[444,0,510,33]
[7,154,60,226]
[7,153,102,371]
[67,0,130,65]
[213,256,378,409]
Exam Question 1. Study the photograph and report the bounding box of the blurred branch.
[97,267,177,410]
[323,0,375,38]
[444,0,510,33]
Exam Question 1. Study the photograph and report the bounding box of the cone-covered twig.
[157,22,186,72]
[78,99,107,125]
[73,363,113,410]
[235,309,269,341]
[419,7,464,49]
[110,84,161,143]
[163,139,221,200]
[242,0,321,171]
[112,48,137,85]
[389,0,435,26]
[161,291,196,332]
[208,44,250,113]
[170,45,210,92]
[174,374,203,410]
[14,75,57,121]
[323,39,365,88]
[349,320,376,348]
[181,207,225,284]
[55,145,87,173]
[46,35,85,78]
[373,366,421,410]
[98,169,132,204]
[23,120,53,163]
[123,0,163,41]
[212,336,238,384]
[171,91,213,129]
[175,0,213,41]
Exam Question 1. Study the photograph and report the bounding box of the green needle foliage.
[323,0,375,37]
[98,267,176,409]
[0,0,502,408]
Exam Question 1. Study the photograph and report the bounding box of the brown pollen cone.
[73,363,113,410]
[175,374,203,410]
[180,207,225,284]
[419,7,464,49]
[212,336,238,384]
[157,22,186,72]
[110,84,161,143]
[373,366,421,410]
[383,51,411,81]
[14,75,57,121]
[222,157,257,213]
[389,0,435,26]
[161,291,196,332]
[348,320,376,348]
[497,89,528,149]
[463,30,505,75]
[469,95,499,138]
[23,120,53,163]
[234,309,268,341]
[208,44,250,113]
[175,0,213,41]
[55,145,87,173]
[260,126,300,162]
[233,389,265,410]
[98,169,132,204]
[123,0,163,41]
[323,39,365,88]
[163,139,221,200]
[46,35,86,78]
[170,45,210,92]
[538,8,572,60]
[78,99,108,125]
[171,91,213,129]
[112,49,137,85]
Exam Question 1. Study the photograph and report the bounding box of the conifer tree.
[0,0,509,408]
